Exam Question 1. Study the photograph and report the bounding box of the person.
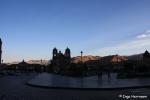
[98,71,102,78]
[107,69,111,80]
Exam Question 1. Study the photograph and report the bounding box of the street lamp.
[80,51,83,62]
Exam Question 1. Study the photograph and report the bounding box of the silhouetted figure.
[107,70,111,80]
[0,38,2,65]
[98,71,102,79]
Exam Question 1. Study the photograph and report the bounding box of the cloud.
[97,30,150,56]
[136,30,150,39]
[100,38,150,51]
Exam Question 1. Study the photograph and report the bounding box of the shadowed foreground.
[27,73,150,89]
[0,73,150,100]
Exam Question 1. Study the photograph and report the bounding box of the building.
[0,38,2,64]
[6,60,46,72]
[51,47,71,73]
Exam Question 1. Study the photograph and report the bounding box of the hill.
[72,55,101,63]
[126,53,143,61]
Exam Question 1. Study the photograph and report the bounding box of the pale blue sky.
[0,0,150,62]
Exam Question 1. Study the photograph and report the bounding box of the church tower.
[65,47,71,58]
[52,47,58,59]
[0,38,2,64]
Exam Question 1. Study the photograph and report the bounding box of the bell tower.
[52,47,58,59]
[0,38,2,64]
[65,47,71,58]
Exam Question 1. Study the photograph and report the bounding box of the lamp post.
[80,51,83,62]
[0,38,2,65]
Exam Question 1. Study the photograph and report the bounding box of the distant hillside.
[72,55,128,63]
[6,62,20,65]
[5,53,146,65]
[27,60,49,65]
[126,53,143,61]
[100,55,128,63]
[72,55,101,63]
[6,60,49,65]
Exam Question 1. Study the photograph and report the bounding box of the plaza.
[0,72,150,100]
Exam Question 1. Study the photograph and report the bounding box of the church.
[50,47,71,73]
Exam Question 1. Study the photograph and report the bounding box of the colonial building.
[0,38,2,64]
[7,60,46,72]
[51,47,71,73]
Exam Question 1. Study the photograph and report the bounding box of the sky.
[0,0,150,62]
